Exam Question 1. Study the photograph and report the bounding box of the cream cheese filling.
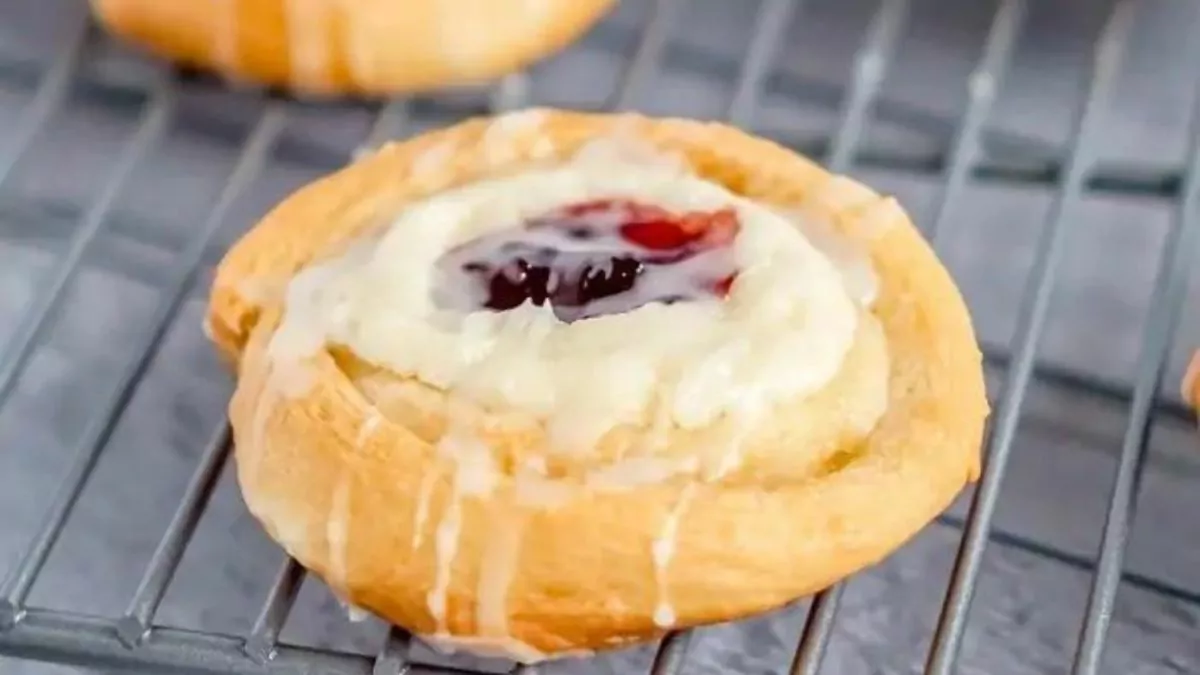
[269,154,866,453]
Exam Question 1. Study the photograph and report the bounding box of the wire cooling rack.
[2,0,1200,674]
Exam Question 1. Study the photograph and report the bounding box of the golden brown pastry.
[205,109,989,662]
[1183,352,1200,410]
[90,0,615,95]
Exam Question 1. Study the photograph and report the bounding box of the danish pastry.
[205,109,989,662]
[90,0,615,95]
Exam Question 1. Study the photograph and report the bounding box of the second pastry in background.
[90,0,616,96]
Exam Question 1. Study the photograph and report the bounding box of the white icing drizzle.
[785,210,879,308]
[641,429,753,626]
[332,593,371,622]
[704,422,755,482]
[651,483,697,628]
[427,482,462,634]
[475,509,525,641]
[344,603,370,623]
[426,428,499,635]
[356,413,382,448]
[411,470,438,551]
[482,109,546,166]
[265,237,376,398]
[327,474,352,590]
[513,456,575,508]
[410,139,459,188]
[284,0,333,88]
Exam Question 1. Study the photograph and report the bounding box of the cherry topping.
[712,275,735,296]
[579,256,644,302]
[437,199,740,322]
[487,258,556,310]
[619,219,703,250]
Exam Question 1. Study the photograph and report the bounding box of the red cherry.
[619,206,741,251]
[713,275,735,297]
[619,219,702,250]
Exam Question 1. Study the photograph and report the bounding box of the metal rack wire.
[1,0,1199,673]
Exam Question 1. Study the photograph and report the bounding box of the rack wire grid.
[1,0,1200,674]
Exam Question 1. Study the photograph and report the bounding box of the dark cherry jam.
[435,199,740,323]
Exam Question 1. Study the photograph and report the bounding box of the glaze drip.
[652,483,697,628]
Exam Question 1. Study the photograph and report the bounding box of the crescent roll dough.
[90,0,615,95]
[205,109,989,662]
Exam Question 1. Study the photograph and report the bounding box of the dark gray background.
[1,0,1199,673]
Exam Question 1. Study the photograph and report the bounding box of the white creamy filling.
[270,155,863,452]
